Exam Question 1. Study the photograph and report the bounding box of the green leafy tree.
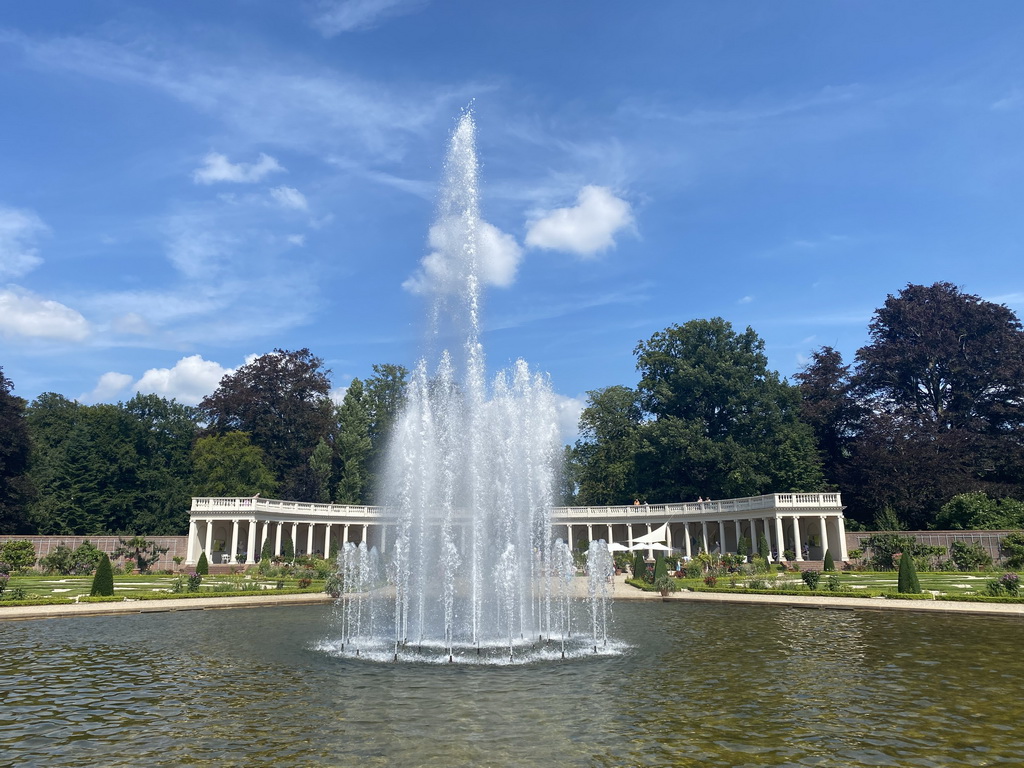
[1000,532,1024,569]
[633,318,824,501]
[571,385,643,505]
[90,553,114,596]
[363,363,408,497]
[199,349,333,498]
[113,536,169,573]
[191,432,277,497]
[334,378,372,504]
[0,539,36,571]
[935,492,1024,530]
[794,347,862,490]
[196,550,209,575]
[39,540,104,575]
[0,367,34,533]
[949,540,993,571]
[897,551,921,594]
[308,438,333,504]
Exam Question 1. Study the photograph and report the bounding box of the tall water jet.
[329,111,619,663]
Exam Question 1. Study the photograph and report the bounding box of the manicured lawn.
[4,573,322,600]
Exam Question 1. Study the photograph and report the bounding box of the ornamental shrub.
[0,540,37,572]
[758,534,770,560]
[260,537,273,562]
[897,552,921,594]
[90,553,115,597]
[1002,532,1024,569]
[632,552,645,579]
[823,550,835,571]
[801,570,821,590]
[653,556,668,582]
[949,541,992,572]
[196,551,209,575]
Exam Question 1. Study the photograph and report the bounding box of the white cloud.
[553,393,587,445]
[270,186,308,211]
[193,152,284,184]
[525,186,633,258]
[311,0,426,36]
[738,295,753,304]
[0,287,90,341]
[287,234,306,247]
[134,354,234,405]
[81,372,133,403]
[330,385,349,406]
[403,218,523,295]
[0,205,48,278]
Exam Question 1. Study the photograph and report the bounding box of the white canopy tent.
[630,523,669,545]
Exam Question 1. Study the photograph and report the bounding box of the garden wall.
[0,535,188,571]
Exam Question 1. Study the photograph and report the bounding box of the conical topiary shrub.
[91,553,114,596]
[260,537,273,562]
[897,552,921,594]
[654,556,668,582]
[632,551,646,580]
[196,551,209,575]
[823,549,835,572]
[758,534,770,560]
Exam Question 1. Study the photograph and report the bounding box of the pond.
[1,601,1020,767]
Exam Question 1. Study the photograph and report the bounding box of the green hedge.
[0,596,75,607]
[691,586,887,599]
[935,594,1024,604]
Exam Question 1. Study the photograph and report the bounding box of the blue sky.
[2,1,1023,442]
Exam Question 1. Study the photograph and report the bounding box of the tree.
[856,282,1024,432]
[308,438,333,504]
[949,540,992,571]
[0,367,33,533]
[935,492,1024,530]
[896,551,921,594]
[90,553,114,596]
[113,536,169,573]
[633,319,823,501]
[196,551,209,575]
[0,539,36,571]
[39,540,104,575]
[363,363,409,497]
[823,549,835,572]
[199,349,333,498]
[1001,532,1024,569]
[794,347,862,488]
[191,432,277,498]
[571,386,643,505]
[334,378,372,504]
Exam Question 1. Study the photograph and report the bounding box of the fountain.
[325,111,619,663]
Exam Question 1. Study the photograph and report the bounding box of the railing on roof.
[191,492,843,521]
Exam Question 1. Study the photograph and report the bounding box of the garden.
[0,537,331,607]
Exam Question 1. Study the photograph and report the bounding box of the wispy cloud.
[0,205,48,278]
[193,152,284,184]
[311,0,428,36]
[270,186,308,211]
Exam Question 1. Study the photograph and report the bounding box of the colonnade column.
[682,522,691,559]
[819,515,829,559]
[204,518,213,560]
[646,523,653,559]
[701,521,709,554]
[793,516,803,561]
[230,520,240,564]
[274,523,283,557]
[763,517,774,560]
[607,523,614,543]
[734,520,743,556]
[186,519,199,565]
[291,522,299,556]
[246,520,256,564]
[718,520,727,554]
[774,517,785,561]
[344,524,350,544]
[566,525,573,551]
[307,523,315,557]
[324,523,333,558]
[260,522,269,560]
[836,516,849,561]
[381,524,388,554]
[587,523,594,544]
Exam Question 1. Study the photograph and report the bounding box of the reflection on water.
[1,602,1021,767]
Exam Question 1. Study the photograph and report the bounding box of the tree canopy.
[0,367,33,534]
[199,348,333,498]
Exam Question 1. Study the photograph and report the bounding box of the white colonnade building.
[186,492,847,565]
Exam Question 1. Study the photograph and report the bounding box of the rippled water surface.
[2,601,1021,767]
